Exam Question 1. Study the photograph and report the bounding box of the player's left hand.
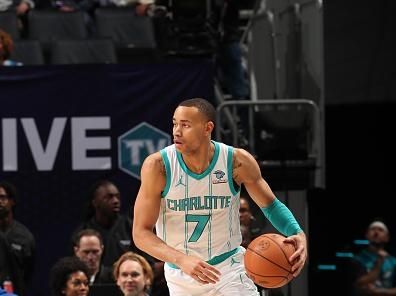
[178,254,221,285]
[284,231,307,277]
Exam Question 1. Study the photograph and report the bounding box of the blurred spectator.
[214,0,249,100]
[73,229,114,285]
[49,256,89,296]
[150,260,169,296]
[239,194,284,296]
[352,220,396,295]
[0,0,34,35]
[53,0,155,35]
[0,29,22,66]
[240,224,251,249]
[0,287,18,296]
[213,0,250,147]
[72,179,150,269]
[239,195,265,241]
[113,252,153,296]
[0,181,35,295]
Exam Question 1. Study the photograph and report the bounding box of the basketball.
[244,233,295,288]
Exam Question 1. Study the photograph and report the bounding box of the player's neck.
[183,141,214,174]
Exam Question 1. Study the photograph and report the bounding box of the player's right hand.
[179,255,221,284]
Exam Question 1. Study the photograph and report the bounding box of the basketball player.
[133,98,307,295]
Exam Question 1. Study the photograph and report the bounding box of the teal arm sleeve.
[261,198,303,236]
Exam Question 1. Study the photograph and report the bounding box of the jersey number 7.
[186,214,211,242]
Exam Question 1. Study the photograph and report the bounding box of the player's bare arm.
[232,148,276,207]
[233,148,307,276]
[133,153,220,284]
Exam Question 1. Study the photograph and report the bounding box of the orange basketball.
[244,233,295,288]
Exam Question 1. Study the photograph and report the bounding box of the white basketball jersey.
[156,141,242,261]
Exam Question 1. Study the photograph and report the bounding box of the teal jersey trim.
[208,173,213,259]
[228,200,233,250]
[160,149,171,198]
[162,201,166,242]
[184,173,189,254]
[227,145,240,196]
[176,141,220,180]
[166,247,240,269]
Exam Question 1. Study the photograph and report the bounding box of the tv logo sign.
[118,122,171,179]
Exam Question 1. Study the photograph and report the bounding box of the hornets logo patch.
[212,170,227,184]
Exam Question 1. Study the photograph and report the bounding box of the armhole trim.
[160,149,171,198]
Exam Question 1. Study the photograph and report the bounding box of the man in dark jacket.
[72,180,151,269]
[0,181,35,296]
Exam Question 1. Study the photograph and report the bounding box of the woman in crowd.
[49,256,90,296]
[0,29,22,66]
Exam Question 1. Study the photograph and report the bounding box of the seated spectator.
[73,229,114,285]
[240,224,252,248]
[0,29,22,66]
[113,252,153,296]
[0,181,35,295]
[239,195,265,241]
[72,179,151,270]
[0,0,34,35]
[239,194,284,296]
[352,220,396,295]
[49,256,90,296]
[150,259,169,296]
[53,0,154,35]
[0,287,18,296]
[56,0,153,11]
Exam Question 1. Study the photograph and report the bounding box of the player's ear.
[206,121,214,134]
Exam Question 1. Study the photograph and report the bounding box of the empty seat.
[10,40,45,65]
[94,8,156,50]
[50,39,117,65]
[28,10,88,49]
[0,11,19,40]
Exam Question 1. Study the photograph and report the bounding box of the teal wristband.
[261,198,302,236]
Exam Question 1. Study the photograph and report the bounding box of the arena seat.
[94,8,156,50]
[50,39,117,65]
[10,40,45,65]
[0,11,19,40]
[28,10,88,49]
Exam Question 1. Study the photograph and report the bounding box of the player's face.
[172,106,211,154]
[117,260,147,296]
[74,236,103,275]
[63,271,89,296]
[93,183,121,217]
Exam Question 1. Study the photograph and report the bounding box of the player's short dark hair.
[50,256,89,296]
[179,98,216,125]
